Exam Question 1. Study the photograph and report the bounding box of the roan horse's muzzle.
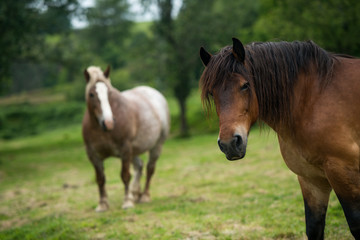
[100,118,115,131]
[217,134,247,160]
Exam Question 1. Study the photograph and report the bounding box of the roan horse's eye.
[240,82,250,91]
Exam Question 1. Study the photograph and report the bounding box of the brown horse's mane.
[200,40,337,129]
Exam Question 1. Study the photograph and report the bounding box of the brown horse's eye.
[240,82,250,91]
[89,93,95,98]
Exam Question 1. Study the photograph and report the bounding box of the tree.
[0,0,38,94]
[0,0,81,95]
[253,0,360,56]
[84,0,133,69]
[147,0,260,136]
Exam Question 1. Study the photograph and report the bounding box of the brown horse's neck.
[243,41,336,133]
[258,65,325,136]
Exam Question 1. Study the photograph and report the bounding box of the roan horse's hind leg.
[130,156,143,202]
[139,145,162,203]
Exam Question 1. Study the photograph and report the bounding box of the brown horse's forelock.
[200,40,336,129]
[200,46,249,114]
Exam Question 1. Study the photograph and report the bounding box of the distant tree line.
[1,0,359,136]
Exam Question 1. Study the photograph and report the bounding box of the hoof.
[95,202,109,212]
[122,200,135,209]
[139,193,151,203]
[131,191,141,202]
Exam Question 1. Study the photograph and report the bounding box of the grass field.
[0,123,352,239]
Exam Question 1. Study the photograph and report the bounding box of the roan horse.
[82,66,170,211]
[200,38,360,239]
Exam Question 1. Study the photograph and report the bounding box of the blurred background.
[1,0,360,139]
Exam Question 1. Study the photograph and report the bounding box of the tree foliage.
[0,0,81,95]
[85,0,132,69]
[150,0,260,136]
[253,0,360,55]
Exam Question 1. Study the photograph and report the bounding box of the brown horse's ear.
[232,38,245,63]
[84,69,90,83]
[200,47,212,66]
[103,65,110,78]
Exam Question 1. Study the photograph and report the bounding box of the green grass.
[0,124,352,239]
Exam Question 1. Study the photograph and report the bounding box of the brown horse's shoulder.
[283,108,360,171]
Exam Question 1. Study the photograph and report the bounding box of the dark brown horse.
[82,66,170,211]
[200,38,360,239]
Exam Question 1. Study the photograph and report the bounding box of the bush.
[0,102,85,139]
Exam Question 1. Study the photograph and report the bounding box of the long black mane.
[200,40,336,129]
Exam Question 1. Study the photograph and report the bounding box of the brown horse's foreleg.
[140,145,162,203]
[298,176,332,240]
[324,160,360,239]
[121,157,134,209]
[130,156,143,202]
[87,150,109,212]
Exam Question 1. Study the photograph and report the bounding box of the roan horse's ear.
[232,38,245,63]
[200,47,212,66]
[103,65,110,79]
[84,69,90,83]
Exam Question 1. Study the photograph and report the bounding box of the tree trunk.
[178,97,189,137]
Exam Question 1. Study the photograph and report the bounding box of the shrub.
[0,102,85,139]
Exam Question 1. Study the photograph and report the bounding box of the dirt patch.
[185,231,216,240]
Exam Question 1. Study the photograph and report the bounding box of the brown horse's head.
[84,65,114,131]
[200,38,337,160]
[200,38,258,160]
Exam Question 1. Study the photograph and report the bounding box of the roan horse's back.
[122,86,170,154]
[123,86,169,135]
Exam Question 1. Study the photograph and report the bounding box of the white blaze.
[95,82,113,122]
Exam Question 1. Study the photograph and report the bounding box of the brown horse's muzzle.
[217,134,247,160]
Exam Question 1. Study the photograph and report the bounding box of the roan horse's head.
[84,65,115,131]
[200,38,259,160]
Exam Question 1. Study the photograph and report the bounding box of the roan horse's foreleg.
[87,150,109,212]
[298,176,332,240]
[324,159,360,239]
[130,156,143,201]
[139,145,162,203]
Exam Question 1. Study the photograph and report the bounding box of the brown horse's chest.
[277,135,327,179]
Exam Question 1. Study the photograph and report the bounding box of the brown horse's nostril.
[218,139,226,152]
[234,135,242,149]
